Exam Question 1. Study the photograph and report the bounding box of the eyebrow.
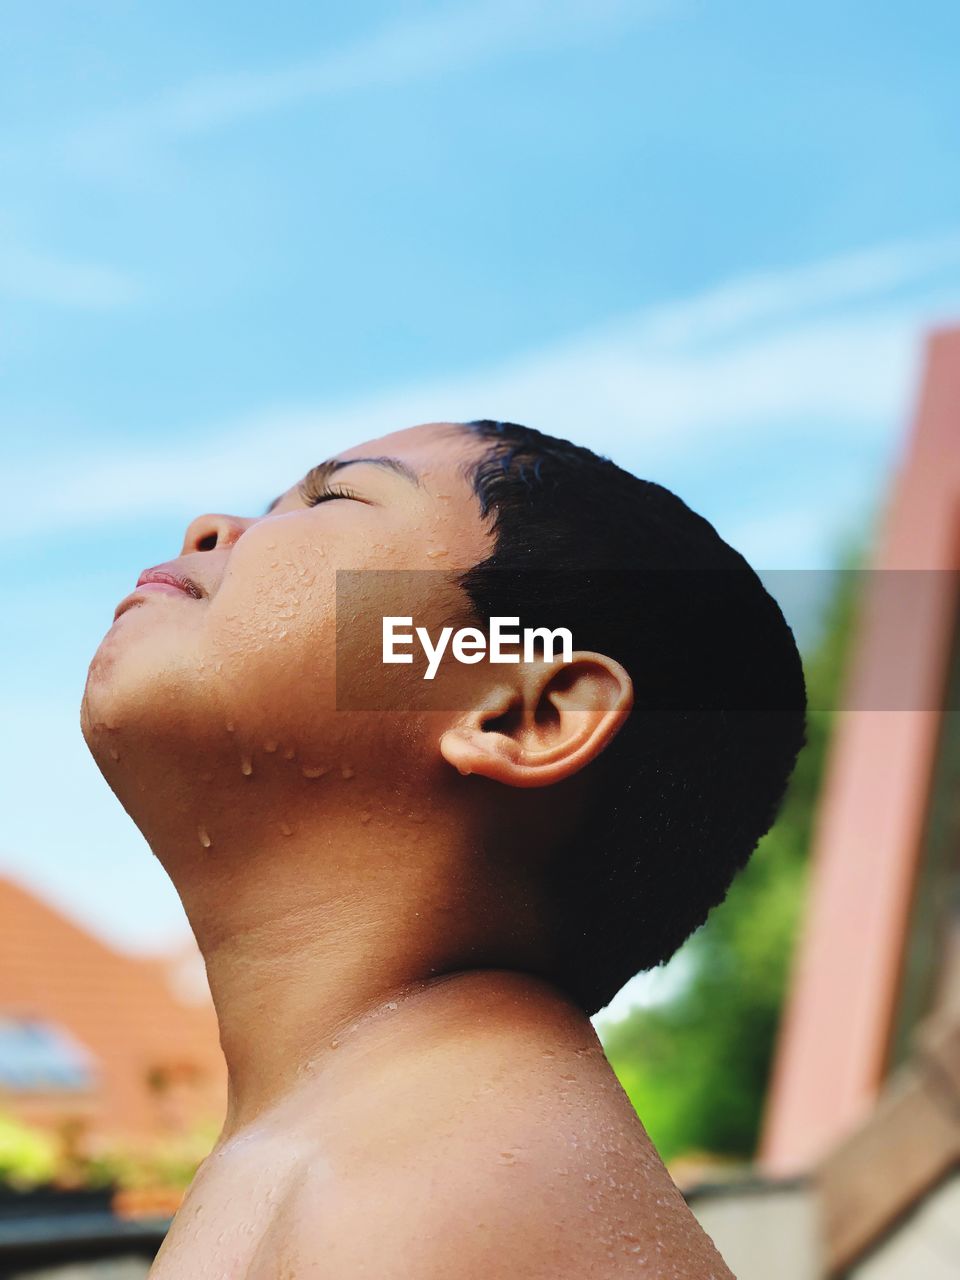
[263,455,421,514]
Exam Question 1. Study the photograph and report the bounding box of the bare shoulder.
[263,993,733,1279]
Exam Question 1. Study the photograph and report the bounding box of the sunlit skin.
[82,423,733,1279]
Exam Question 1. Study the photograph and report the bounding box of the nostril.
[197,533,218,551]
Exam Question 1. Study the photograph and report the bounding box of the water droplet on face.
[359,810,371,824]
[263,740,278,753]
[198,825,212,849]
[266,542,276,550]
[385,1000,398,1011]
[225,721,235,734]
[498,1151,517,1165]
[425,547,448,559]
[108,746,120,761]
[329,1038,340,1049]
[457,765,472,777]
[341,765,355,779]
[302,765,327,779]
[240,754,253,776]
[283,746,296,760]
[215,661,223,674]
[279,821,294,836]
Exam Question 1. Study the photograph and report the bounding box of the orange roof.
[0,874,225,1142]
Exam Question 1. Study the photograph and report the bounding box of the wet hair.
[456,420,807,1018]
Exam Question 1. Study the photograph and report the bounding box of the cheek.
[198,534,339,743]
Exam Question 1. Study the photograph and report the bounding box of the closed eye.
[298,478,370,507]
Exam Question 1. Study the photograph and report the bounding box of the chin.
[81,611,199,750]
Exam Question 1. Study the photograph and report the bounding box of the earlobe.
[439,726,522,780]
[439,654,633,789]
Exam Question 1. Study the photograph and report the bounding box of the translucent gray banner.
[334,568,960,713]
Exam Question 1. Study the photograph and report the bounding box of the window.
[0,1018,98,1092]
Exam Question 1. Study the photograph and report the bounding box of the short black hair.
[456,420,807,1018]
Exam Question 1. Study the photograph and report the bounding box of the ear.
[439,653,634,789]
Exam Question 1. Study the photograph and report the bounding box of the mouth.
[114,568,205,621]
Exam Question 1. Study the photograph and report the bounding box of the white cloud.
[0,244,136,308]
[66,0,673,161]
[4,229,958,544]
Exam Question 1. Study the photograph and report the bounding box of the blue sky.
[3,1,960,1019]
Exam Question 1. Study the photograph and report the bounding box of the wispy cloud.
[0,244,136,308]
[65,0,672,162]
[4,229,958,545]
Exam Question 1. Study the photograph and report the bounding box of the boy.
[83,420,805,1277]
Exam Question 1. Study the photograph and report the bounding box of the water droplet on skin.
[498,1151,517,1165]
[302,765,328,779]
[108,746,120,761]
[264,740,278,753]
[457,765,472,777]
[359,811,371,824]
[266,542,276,549]
[426,547,448,558]
[215,661,223,673]
[279,821,294,836]
[283,747,296,760]
[385,1001,398,1010]
[329,1038,340,1049]
[225,721,235,733]
[341,765,355,779]
[240,754,253,776]
[198,825,212,849]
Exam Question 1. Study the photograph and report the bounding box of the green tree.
[599,557,862,1163]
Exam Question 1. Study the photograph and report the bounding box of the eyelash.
[299,480,363,507]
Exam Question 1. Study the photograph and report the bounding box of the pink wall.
[760,328,960,1173]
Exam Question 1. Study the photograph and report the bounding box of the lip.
[114,567,205,621]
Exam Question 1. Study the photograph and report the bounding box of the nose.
[180,512,255,556]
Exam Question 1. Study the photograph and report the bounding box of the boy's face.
[81,422,492,809]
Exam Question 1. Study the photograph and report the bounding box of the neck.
[165,814,550,1136]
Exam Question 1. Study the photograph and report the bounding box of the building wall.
[848,1173,960,1280]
